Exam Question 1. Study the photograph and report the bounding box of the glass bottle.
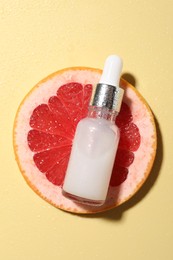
[62,55,124,206]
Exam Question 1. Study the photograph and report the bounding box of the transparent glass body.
[62,107,120,206]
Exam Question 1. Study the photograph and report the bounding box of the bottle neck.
[88,106,118,123]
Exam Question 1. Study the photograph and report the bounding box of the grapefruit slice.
[13,67,156,214]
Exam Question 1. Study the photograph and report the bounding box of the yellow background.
[0,1,172,259]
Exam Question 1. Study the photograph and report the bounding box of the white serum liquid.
[63,117,120,205]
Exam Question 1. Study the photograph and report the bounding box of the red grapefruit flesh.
[13,68,157,214]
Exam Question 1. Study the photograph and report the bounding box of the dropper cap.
[90,55,124,112]
[99,55,122,87]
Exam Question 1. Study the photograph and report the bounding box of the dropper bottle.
[62,55,124,206]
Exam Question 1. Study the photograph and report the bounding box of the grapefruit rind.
[13,67,156,214]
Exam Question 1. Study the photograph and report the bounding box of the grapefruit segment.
[48,95,75,138]
[119,123,141,152]
[46,156,70,186]
[110,165,128,187]
[116,102,133,128]
[30,104,63,135]
[13,67,156,214]
[33,146,71,173]
[115,149,134,167]
[57,82,84,127]
[28,130,71,152]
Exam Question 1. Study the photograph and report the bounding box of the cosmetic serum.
[62,55,124,206]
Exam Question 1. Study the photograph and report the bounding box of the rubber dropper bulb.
[99,55,123,87]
